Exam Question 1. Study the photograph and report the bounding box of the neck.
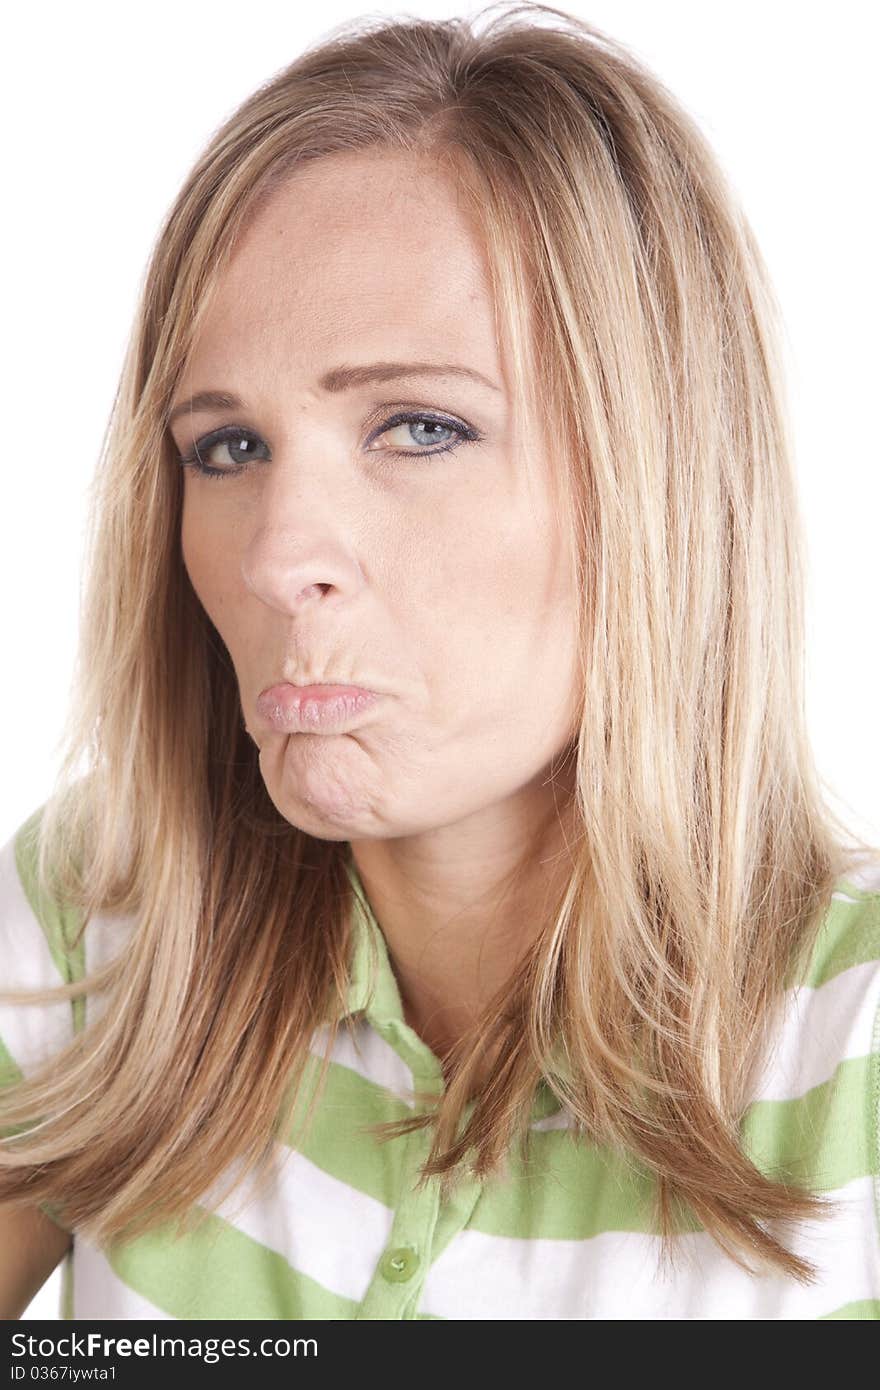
[349,761,579,1068]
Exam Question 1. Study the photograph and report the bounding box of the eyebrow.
[166,361,501,428]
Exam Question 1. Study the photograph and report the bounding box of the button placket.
[356,1082,444,1319]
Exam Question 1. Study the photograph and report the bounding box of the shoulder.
[752,861,880,1105]
[799,860,880,990]
[1,804,84,981]
[0,804,84,1079]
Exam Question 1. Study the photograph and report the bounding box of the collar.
[340,850,407,1021]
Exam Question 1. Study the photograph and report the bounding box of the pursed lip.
[255,681,381,733]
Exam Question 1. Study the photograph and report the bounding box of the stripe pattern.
[2,808,879,1320]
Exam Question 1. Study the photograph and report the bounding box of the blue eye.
[176,427,268,479]
[176,411,481,480]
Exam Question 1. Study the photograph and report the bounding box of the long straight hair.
[2,1,876,1284]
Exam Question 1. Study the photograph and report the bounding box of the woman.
[2,3,879,1320]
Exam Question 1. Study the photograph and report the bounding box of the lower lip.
[255,683,381,733]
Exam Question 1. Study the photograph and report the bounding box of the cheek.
[180,502,236,630]
[404,491,579,719]
[411,485,573,643]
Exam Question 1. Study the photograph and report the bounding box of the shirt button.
[380,1245,420,1282]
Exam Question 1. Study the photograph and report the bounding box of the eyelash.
[175,410,482,480]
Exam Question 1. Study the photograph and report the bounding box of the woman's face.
[170,149,580,843]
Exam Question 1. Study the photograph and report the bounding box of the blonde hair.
[2,1,876,1286]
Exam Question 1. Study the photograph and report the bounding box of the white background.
[3,0,877,1320]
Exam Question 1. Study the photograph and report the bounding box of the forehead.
[187,149,505,391]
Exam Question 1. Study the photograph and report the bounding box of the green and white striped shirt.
[2,806,879,1319]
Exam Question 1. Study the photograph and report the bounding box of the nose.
[243,531,365,613]
[240,463,366,614]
